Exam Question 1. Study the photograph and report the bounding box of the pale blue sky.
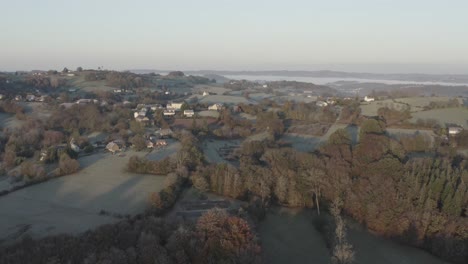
[1,0,468,73]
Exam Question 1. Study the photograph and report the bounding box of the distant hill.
[131,70,468,84]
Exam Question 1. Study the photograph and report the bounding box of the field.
[202,139,241,164]
[0,113,23,129]
[395,97,463,110]
[68,76,114,93]
[360,99,408,116]
[190,94,253,105]
[193,85,231,95]
[197,110,220,118]
[360,97,464,116]
[280,134,322,152]
[410,108,468,128]
[146,139,181,161]
[259,207,449,264]
[171,118,217,130]
[0,150,167,241]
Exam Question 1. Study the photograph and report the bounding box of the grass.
[0,150,168,241]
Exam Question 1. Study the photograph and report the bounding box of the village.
[0,69,467,264]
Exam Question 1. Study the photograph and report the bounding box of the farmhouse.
[167,102,184,110]
[184,110,195,117]
[208,103,223,111]
[364,96,375,102]
[448,126,463,136]
[203,91,209,96]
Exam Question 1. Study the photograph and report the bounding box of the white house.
[76,99,98,105]
[316,101,328,107]
[202,91,209,96]
[0,94,5,100]
[208,103,223,111]
[364,96,375,102]
[167,102,184,110]
[184,110,195,117]
[448,126,463,136]
[163,109,175,116]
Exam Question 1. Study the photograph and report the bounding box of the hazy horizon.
[2,0,468,74]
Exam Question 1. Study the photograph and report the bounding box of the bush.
[59,153,80,175]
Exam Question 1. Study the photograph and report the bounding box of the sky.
[1,0,468,74]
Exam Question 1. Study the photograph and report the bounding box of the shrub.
[59,153,80,175]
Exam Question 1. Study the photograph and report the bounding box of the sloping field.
[360,100,407,116]
[202,139,241,163]
[69,76,115,93]
[0,151,166,240]
[193,95,253,105]
[259,208,331,264]
[395,97,462,110]
[259,208,449,264]
[146,139,181,161]
[410,108,468,128]
[0,113,24,129]
[193,85,231,95]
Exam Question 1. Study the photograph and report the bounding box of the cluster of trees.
[24,75,66,89]
[105,71,146,89]
[377,107,411,126]
[282,101,338,124]
[425,98,461,110]
[212,110,253,138]
[0,101,26,120]
[399,132,433,152]
[339,101,361,124]
[0,209,261,264]
[188,120,467,263]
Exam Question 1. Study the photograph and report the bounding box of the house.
[167,102,184,110]
[316,101,328,107]
[136,116,150,123]
[155,140,167,147]
[146,140,155,149]
[184,110,195,117]
[0,94,4,100]
[68,88,77,93]
[36,95,47,102]
[113,89,123,93]
[448,126,463,136]
[26,94,36,102]
[163,109,175,116]
[14,95,23,101]
[156,128,173,138]
[76,99,98,105]
[106,142,121,154]
[364,96,375,102]
[208,103,223,111]
[326,98,336,105]
[202,91,209,96]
